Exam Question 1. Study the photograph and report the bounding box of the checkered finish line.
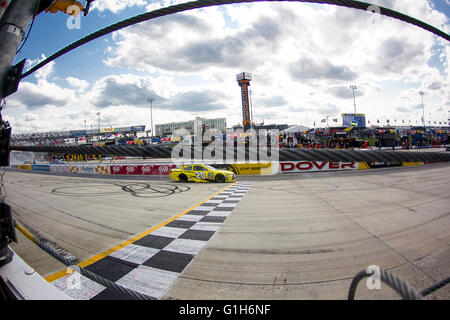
[51,181,253,300]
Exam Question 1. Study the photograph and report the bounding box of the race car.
[169,164,236,183]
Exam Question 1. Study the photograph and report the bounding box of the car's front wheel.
[179,174,188,182]
[215,174,225,183]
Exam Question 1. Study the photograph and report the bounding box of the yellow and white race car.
[169,164,236,183]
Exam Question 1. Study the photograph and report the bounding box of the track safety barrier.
[14,223,152,300]
[8,159,443,177]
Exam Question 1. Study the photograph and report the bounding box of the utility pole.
[419,91,425,130]
[97,112,100,132]
[350,85,357,115]
[147,98,154,138]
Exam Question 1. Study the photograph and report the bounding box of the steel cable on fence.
[20,0,449,80]
[420,276,450,297]
[14,223,153,300]
[348,268,450,300]
[348,269,423,300]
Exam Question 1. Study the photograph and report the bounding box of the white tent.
[282,125,310,133]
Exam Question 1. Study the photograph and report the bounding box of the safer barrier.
[10,159,438,177]
[11,145,450,163]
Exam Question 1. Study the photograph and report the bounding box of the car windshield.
[204,165,217,171]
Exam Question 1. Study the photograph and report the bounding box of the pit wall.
[9,161,429,176]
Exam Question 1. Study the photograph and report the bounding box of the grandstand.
[11,125,146,146]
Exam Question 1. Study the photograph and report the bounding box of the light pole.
[147,98,154,138]
[97,112,101,133]
[419,91,425,130]
[350,85,357,114]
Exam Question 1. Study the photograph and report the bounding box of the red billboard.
[110,164,176,175]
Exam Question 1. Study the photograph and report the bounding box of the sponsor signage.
[141,164,176,175]
[227,163,273,175]
[79,165,95,174]
[236,72,252,81]
[94,165,110,175]
[342,113,366,128]
[69,130,86,136]
[279,161,358,173]
[31,164,50,171]
[50,165,70,173]
[131,125,145,132]
[110,164,177,175]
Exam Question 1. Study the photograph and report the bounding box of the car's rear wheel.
[179,174,188,182]
[215,174,225,183]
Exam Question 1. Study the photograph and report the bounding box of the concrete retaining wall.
[8,160,431,176]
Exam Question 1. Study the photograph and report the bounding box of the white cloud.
[23,113,38,122]
[92,0,148,14]
[10,81,74,109]
[66,77,89,92]
[3,1,449,131]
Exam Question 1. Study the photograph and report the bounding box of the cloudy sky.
[3,0,450,133]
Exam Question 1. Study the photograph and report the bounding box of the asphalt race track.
[5,163,450,299]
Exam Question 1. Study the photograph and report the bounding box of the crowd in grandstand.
[278,127,449,149]
[11,131,142,147]
[11,125,449,150]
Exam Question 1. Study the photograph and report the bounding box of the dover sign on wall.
[279,161,359,173]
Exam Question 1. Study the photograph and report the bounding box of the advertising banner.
[94,165,110,175]
[110,165,140,175]
[342,113,366,128]
[31,164,50,171]
[69,165,80,174]
[17,164,31,170]
[110,164,176,175]
[226,163,273,175]
[131,125,145,132]
[50,165,68,173]
[358,162,424,169]
[69,130,86,136]
[78,165,95,174]
[141,164,177,175]
[279,161,359,173]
